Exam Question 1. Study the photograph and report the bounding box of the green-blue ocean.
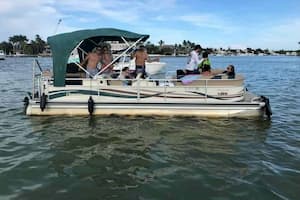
[0,56,299,200]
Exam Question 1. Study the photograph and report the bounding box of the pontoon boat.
[23,28,271,118]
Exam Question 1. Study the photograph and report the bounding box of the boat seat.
[173,74,244,87]
[66,63,81,73]
[188,79,244,86]
[66,62,87,78]
[107,80,123,86]
[66,72,85,78]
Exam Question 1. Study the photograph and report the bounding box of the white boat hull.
[25,101,265,117]
[25,90,267,118]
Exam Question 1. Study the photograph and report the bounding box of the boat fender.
[23,96,29,114]
[261,96,272,118]
[88,96,95,115]
[40,93,47,112]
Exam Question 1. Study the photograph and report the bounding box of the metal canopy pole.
[74,62,91,77]
[73,40,88,59]
[121,37,130,47]
[95,36,145,76]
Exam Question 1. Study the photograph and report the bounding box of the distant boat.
[0,50,5,60]
[113,58,166,75]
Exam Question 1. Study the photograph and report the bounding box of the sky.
[0,0,300,50]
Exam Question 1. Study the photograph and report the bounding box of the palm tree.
[0,41,13,54]
[34,34,47,54]
[182,40,187,48]
[9,35,28,54]
[174,43,178,56]
[158,40,164,50]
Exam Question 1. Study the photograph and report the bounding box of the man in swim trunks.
[100,46,113,76]
[134,45,148,78]
[81,48,102,78]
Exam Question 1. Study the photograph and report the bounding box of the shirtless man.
[134,45,148,78]
[81,48,101,78]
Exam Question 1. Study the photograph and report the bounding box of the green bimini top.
[47,28,149,86]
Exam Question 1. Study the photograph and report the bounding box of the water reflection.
[19,116,272,199]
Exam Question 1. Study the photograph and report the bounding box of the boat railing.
[62,76,245,102]
[31,59,54,100]
[31,59,43,100]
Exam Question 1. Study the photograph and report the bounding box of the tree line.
[145,40,197,55]
[146,40,300,56]
[0,34,47,55]
[1,34,299,56]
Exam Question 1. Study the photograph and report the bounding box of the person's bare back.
[86,52,101,69]
[135,48,148,66]
[80,48,101,78]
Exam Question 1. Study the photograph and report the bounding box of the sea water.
[0,56,299,200]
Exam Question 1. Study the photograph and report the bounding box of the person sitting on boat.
[80,47,101,78]
[134,45,148,78]
[201,64,213,76]
[222,64,235,79]
[185,44,202,74]
[118,67,132,85]
[198,51,211,73]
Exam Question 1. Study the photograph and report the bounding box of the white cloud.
[0,0,299,50]
[0,0,66,41]
[56,0,177,23]
[178,13,237,33]
[246,18,300,49]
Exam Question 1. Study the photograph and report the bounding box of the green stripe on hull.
[48,89,139,100]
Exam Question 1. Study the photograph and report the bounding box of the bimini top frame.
[47,28,149,87]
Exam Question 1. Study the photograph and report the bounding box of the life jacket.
[198,58,211,70]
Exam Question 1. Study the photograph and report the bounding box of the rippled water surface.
[0,56,300,200]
